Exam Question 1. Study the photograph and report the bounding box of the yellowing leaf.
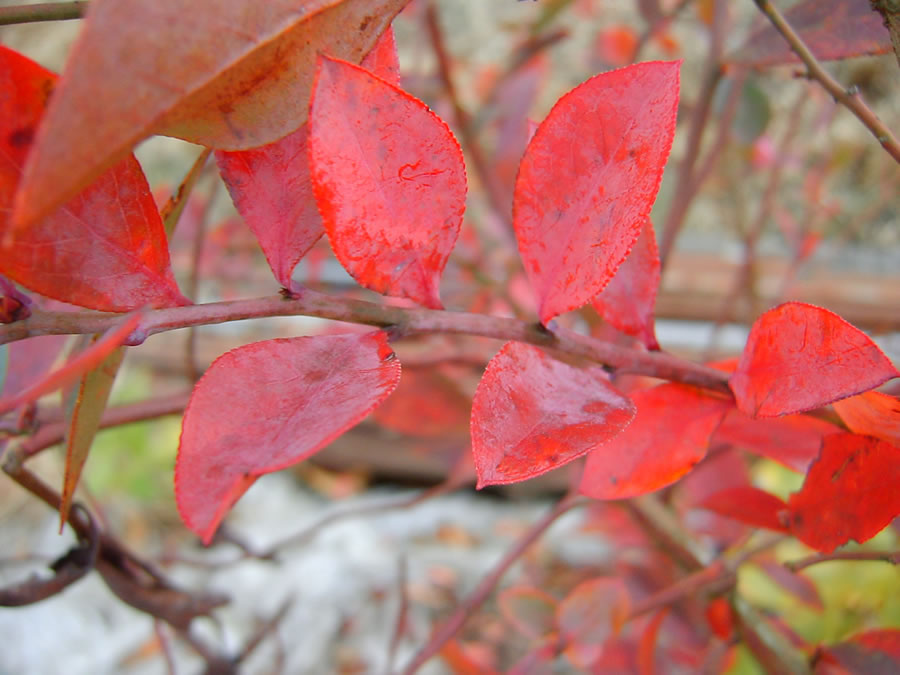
[59,343,125,531]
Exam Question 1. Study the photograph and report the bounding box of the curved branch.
[752,0,900,163]
[1,288,732,393]
[0,504,98,606]
[0,2,87,25]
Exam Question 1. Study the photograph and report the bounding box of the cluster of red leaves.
[1,1,898,566]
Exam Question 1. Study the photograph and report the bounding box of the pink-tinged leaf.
[175,331,400,544]
[0,312,142,416]
[215,125,321,289]
[579,384,731,500]
[727,0,893,67]
[373,367,470,437]
[756,560,823,611]
[498,586,558,640]
[214,28,401,289]
[730,302,899,418]
[698,486,789,533]
[513,60,679,324]
[712,408,842,472]
[11,0,409,229]
[637,608,669,675]
[1,335,67,400]
[833,391,900,446]
[676,448,750,542]
[592,217,661,350]
[817,629,900,673]
[309,55,466,309]
[470,342,635,488]
[786,433,900,553]
[360,25,400,86]
[557,576,630,669]
[0,46,187,312]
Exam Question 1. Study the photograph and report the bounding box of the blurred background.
[1,0,898,673]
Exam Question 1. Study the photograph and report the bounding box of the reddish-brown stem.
[0,1,86,25]
[401,493,585,674]
[785,549,900,572]
[631,0,693,63]
[752,0,900,163]
[18,392,191,459]
[0,290,733,393]
[658,0,728,269]
[424,0,510,223]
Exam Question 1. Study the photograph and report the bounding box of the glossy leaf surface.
[730,303,898,418]
[471,342,635,488]
[59,343,125,530]
[727,0,893,66]
[712,408,841,472]
[12,0,409,228]
[580,384,731,499]
[513,60,679,324]
[699,486,789,533]
[309,55,466,308]
[592,217,661,349]
[214,28,400,288]
[0,46,186,311]
[175,331,400,543]
[832,391,900,446]
[787,433,900,553]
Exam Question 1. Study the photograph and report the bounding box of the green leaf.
[59,342,126,531]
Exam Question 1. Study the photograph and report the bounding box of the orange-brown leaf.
[12,0,409,228]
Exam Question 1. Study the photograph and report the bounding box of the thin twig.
[385,555,409,675]
[400,493,586,674]
[785,549,900,572]
[1,289,733,393]
[0,1,87,25]
[752,0,900,163]
[658,0,729,269]
[425,0,510,223]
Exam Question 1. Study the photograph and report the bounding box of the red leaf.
[786,433,900,553]
[712,408,842,472]
[579,384,731,499]
[817,629,900,673]
[470,342,635,488]
[175,331,401,544]
[0,46,186,312]
[513,60,679,324]
[727,0,893,67]
[557,576,630,669]
[833,391,900,446]
[592,217,661,350]
[0,312,142,416]
[360,25,401,86]
[309,55,466,308]
[215,124,321,290]
[214,28,401,289]
[699,486,789,533]
[373,366,470,437]
[638,608,669,675]
[730,303,898,418]
[11,0,408,228]
[1,335,67,400]
[705,598,734,640]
